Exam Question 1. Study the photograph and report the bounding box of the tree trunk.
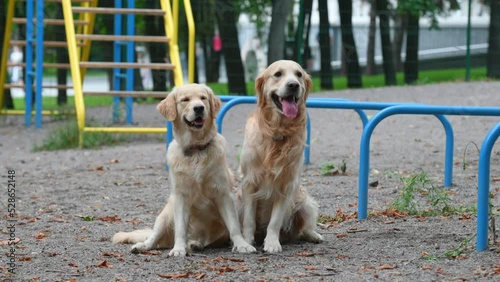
[392,11,408,72]
[55,4,68,105]
[338,0,362,88]
[267,0,293,65]
[301,0,313,69]
[376,0,396,85]
[365,0,377,75]
[318,0,333,89]
[0,1,14,109]
[404,12,419,84]
[487,0,500,78]
[215,0,247,95]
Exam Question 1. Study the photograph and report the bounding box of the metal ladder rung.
[80,62,175,70]
[10,40,86,47]
[4,84,73,89]
[72,7,165,16]
[12,18,89,26]
[84,91,167,98]
[7,63,71,69]
[75,34,170,43]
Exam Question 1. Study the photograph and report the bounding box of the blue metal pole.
[125,0,135,124]
[166,121,173,171]
[25,0,34,126]
[305,112,311,164]
[476,123,500,251]
[113,0,123,123]
[35,0,44,128]
[436,115,454,187]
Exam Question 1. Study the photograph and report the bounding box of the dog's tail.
[112,228,153,244]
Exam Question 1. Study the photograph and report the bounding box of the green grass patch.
[389,172,475,216]
[34,120,127,151]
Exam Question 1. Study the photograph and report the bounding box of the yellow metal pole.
[61,0,86,146]
[173,0,179,46]
[161,0,184,86]
[183,0,195,83]
[79,0,98,81]
[0,0,16,109]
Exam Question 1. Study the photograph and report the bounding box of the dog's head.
[157,83,221,131]
[255,60,312,120]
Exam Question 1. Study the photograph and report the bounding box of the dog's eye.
[201,96,207,100]
[296,71,303,78]
[181,97,189,102]
[274,71,282,78]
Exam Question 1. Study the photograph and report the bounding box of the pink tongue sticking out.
[281,98,298,119]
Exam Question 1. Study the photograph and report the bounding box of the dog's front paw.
[263,240,282,253]
[302,230,323,243]
[242,230,255,245]
[233,243,257,253]
[131,242,148,253]
[168,248,187,257]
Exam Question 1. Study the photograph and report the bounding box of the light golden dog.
[239,60,323,253]
[112,84,255,257]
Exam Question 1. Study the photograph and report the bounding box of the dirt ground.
[1,81,500,281]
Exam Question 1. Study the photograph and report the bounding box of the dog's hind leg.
[131,202,174,253]
[298,196,323,243]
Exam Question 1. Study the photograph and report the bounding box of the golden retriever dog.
[238,60,323,253]
[112,84,256,257]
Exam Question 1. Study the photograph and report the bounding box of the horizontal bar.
[85,91,167,98]
[82,127,167,134]
[76,34,169,43]
[72,7,165,16]
[12,18,89,25]
[80,62,175,70]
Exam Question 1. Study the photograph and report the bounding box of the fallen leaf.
[158,272,190,279]
[435,268,446,275]
[96,260,113,268]
[451,277,468,281]
[459,214,472,220]
[223,257,245,262]
[19,257,32,262]
[337,254,349,259]
[378,264,396,270]
[68,262,78,267]
[421,265,433,270]
[257,257,269,262]
[336,233,348,238]
[194,273,206,280]
[297,252,323,257]
[97,215,122,223]
[492,265,500,274]
[108,159,119,164]
[115,278,128,282]
[67,279,77,282]
[34,232,47,240]
[305,265,318,270]
[139,250,162,256]
[28,277,40,281]
[101,252,124,258]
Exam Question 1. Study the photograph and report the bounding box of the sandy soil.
[1,81,499,281]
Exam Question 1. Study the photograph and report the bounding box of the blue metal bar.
[25,0,34,126]
[125,0,135,124]
[112,0,123,123]
[476,122,500,251]
[35,0,44,128]
[357,104,500,220]
[305,112,311,164]
[165,121,174,171]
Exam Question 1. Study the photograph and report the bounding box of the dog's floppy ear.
[303,73,312,99]
[205,85,221,118]
[157,90,177,121]
[255,72,266,108]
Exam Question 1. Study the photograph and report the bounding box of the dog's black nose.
[287,81,299,91]
[194,105,205,114]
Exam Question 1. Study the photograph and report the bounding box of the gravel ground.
[1,81,499,281]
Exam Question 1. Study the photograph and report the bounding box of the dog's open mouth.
[272,93,299,119]
[184,116,205,129]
